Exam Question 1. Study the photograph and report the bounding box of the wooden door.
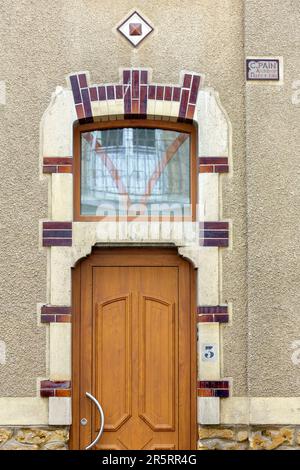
[71,248,196,450]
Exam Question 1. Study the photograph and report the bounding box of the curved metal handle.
[85,392,105,450]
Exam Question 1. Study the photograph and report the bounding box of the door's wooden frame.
[70,247,197,450]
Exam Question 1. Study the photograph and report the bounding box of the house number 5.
[201,344,217,362]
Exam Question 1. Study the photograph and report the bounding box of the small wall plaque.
[246,58,280,81]
[201,343,218,362]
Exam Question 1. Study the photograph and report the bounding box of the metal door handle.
[85,392,105,450]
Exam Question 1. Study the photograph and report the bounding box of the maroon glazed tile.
[179,88,189,118]
[197,314,214,323]
[197,306,214,314]
[214,314,229,323]
[40,389,54,397]
[89,87,98,101]
[141,70,148,84]
[164,86,172,101]
[172,87,181,102]
[81,88,92,118]
[129,23,142,36]
[132,70,139,99]
[183,74,192,88]
[202,230,229,239]
[40,380,54,389]
[41,305,71,315]
[197,389,213,397]
[199,157,228,165]
[124,84,131,114]
[43,165,57,174]
[55,389,71,397]
[69,75,82,105]
[202,222,229,230]
[215,306,228,313]
[148,85,156,100]
[156,86,164,100]
[41,380,71,390]
[98,86,106,101]
[140,85,147,114]
[186,104,195,120]
[214,389,230,398]
[75,104,85,120]
[207,381,228,389]
[204,381,219,388]
[78,73,88,88]
[116,85,123,99]
[43,222,72,230]
[198,381,210,388]
[58,165,73,173]
[197,306,228,314]
[123,70,131,85]
[215,165,229,173]
[41,314,56,323]
[43,230,72,238]
[199,164,214,173]
[203,239,229,247]
[56,314,72,323]
[43,157,72,165]
[132,100,139,114]
[43,238,72,247]
[189,75,201,104]
[106,85,115,100]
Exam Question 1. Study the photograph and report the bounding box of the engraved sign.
[246,58,280,81]
[201,343,217,362]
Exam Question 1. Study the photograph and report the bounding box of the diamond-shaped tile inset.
[117,11,153,47]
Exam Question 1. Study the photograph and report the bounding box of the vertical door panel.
[139,296,175,431]
[94,295,131,431]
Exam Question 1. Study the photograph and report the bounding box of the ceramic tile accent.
[43,157,73,174]
[43,222,72,247]
[199,221,229,247]
[41,305,71,323]
[198,380,230,398]
[129,23,142,36]
[69,69,202,123]
[197,305,229,323]
[40,380,71,398]
[117,11,153,47]
[199,157,229,173]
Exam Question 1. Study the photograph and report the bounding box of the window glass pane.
[80,128,191,217]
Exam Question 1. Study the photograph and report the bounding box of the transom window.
[74,121,196,220]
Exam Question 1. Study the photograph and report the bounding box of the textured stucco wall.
[244,0,300,396]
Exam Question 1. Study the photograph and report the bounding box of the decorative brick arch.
[68,68,202,123]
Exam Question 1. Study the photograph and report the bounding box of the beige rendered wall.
[5,0,298,400]
[242,0,300,396]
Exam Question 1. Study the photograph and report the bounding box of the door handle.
[85,392,105,450]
